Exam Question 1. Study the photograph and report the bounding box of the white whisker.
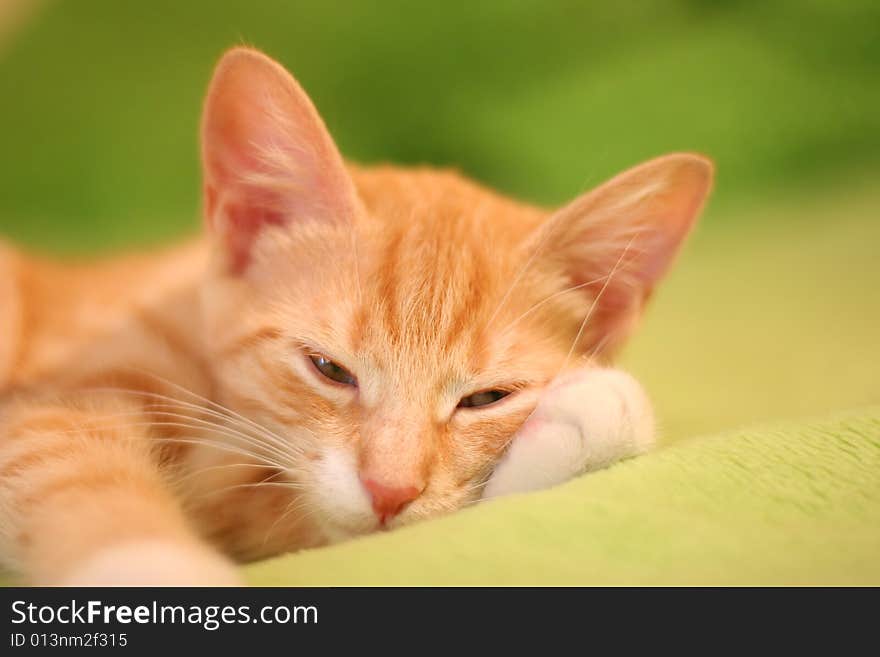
[172,461,282,485]
[90,384,317,469]
[149,436,289,470]
[262,497,317,547]
[122,367,296,450]
[556,232,639,376]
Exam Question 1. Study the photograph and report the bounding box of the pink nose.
[362,479,421,523]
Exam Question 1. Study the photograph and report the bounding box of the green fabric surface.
[246,407,880,586]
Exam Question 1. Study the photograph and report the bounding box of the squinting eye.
[457,389,511,409]
[308,354,357,387]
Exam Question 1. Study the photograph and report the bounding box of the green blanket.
[246,408,880,586]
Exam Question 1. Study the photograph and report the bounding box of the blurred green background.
[1,0,878,439]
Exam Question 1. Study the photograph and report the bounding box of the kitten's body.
[0,166,551,568]
[0,48,711,585]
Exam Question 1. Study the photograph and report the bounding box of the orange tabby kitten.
[0,47,712,585]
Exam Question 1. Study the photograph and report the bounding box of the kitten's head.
[197,48,712,544]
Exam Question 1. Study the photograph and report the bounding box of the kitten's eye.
[457,389,511,409]
[308,354,357,386]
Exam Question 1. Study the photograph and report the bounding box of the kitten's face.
[197,48,711,548]
[204,169,585,541]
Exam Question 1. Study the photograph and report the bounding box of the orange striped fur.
[0,47,711,584]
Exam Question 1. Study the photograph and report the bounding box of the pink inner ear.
[200,48,359,273]
[203,139,292,273]
[221,200,287,274]
[544,154,713,356]
[203,158,290,273]
[634,179,711,286]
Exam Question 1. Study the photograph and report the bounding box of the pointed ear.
[201,47,361,273]
[532,153,713,357]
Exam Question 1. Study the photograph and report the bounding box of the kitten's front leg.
[483,367,655,499]
[0,394,242,586]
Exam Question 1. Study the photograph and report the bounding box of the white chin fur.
[483,367,654,499]
[311,447,377,538]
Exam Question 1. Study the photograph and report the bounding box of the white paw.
[483,367,654,499]
[58,539,243,587]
